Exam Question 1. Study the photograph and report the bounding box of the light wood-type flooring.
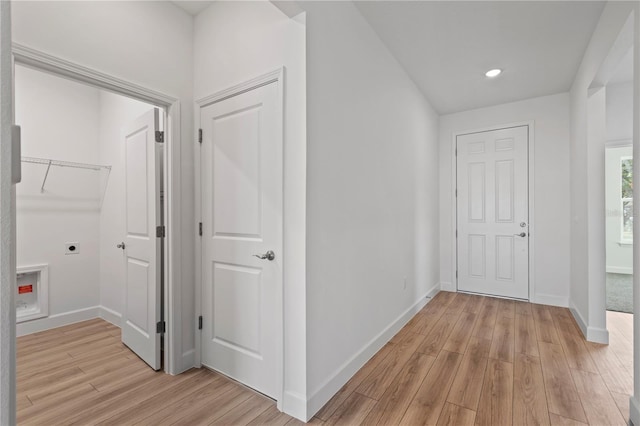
[17,292,634,425]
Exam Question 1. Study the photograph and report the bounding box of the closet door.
[121,108,162,370]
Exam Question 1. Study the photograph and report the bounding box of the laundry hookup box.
[16,264,49,323]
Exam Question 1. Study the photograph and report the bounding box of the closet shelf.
[21,156,112,193]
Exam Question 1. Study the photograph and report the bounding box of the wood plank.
[437,402,476,426]
[570,368,626,425]
[443,311,477,354]
[363,351,435,425]
[515,313,539,357]
[356,332,425,400]
[496,299,515,319]
[548,413,588,425]
[324,392,377,426]
[210,393,274,426]
[538,342,587,423]
[400,350,462,425]
[515,300,533,316]
[447,336,491,410]
[472,298,498,340]
[585,341,633,395]
[418,311,461,356]
[247,404,294,426]
[550,310,598,373]
[531,304,560,345]
[610,392,630,424]
[315,342,395,420]
[463,294,486,314]
[489,315,515,363]
[475,358,513,426]
[446,293,472,315]
[513,353,550,426]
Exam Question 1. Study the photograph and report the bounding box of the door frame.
[451,121,536,301]
[11,43,184,375]
[194,67,285,409]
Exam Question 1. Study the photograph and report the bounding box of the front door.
[456,126,529,299]
[200,81,282,398]
[121,108,163,370]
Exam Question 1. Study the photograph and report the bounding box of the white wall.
[569,2,635,344]
[15,65,102,335]
[98,91,155,321]
[302,1,439,418]
[439,93,571,306]
[193,1,307,418]
[12,0,196,371]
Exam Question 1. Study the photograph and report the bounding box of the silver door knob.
[514,232,527,238]
[117,242,125,249]
[253,250,275,261]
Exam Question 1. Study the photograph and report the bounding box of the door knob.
[117,242,125,249]
[514,232,527,238]
[253,250,275,261]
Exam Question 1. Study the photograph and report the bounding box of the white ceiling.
[171,1,213,16]
[355,1,606,114]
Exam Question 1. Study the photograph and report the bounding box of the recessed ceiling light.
[485,68,502,78]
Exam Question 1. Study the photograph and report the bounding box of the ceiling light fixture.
[485,68,502,78]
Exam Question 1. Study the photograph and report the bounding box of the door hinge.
[156,225,165,238]
[198,316,203,330]
[156,321,166,334]
[155,131,165,143]
[198,222,202,236]
[198,129,203,144]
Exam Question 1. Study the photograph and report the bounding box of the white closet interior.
[15,64,157,336]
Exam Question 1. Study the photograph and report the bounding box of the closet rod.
[21,156,112,193]
[21,156,111,171]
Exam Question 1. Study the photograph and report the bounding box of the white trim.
[181,349,195,371]
[306,286,436,421]
[569,301,609,344]
[12,43,175,106]
[606,138,632,148]
[282,391,308,423]
[451,121,536,301]
[16,306,100,337]
[607,266,633,274]
[99,306,122,327]
[195,67,286,410]
[11,44,183,375]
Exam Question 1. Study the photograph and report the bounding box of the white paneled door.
[200,81,282,399]
[121,108,162,370]
[457,126,529,299]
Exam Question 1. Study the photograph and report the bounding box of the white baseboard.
[606,266,633,274]
[99,306,122,327]
[17,306,100,337]
[532,293,569,307]
[440,281,455,292]
[569,302,609,344]
[281,390,308,422]
[630,395,640,426]
[305,283,438,421]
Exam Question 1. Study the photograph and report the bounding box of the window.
[621,157,633,242]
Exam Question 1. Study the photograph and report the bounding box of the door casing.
[452,121,536,301]
[10,43,183,375]
[195,68,285,410]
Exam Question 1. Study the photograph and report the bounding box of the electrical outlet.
[65,242,79,255]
